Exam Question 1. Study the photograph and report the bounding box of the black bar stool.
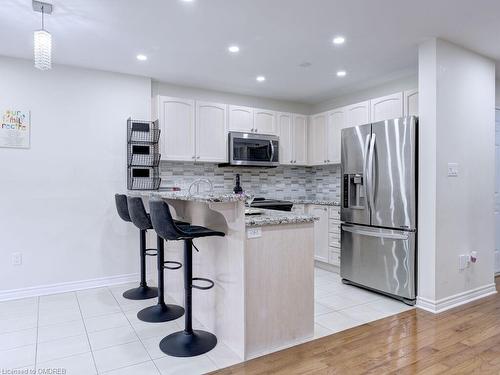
[149,199,225,357]
[127,196,186,323]
[115,194,158,300]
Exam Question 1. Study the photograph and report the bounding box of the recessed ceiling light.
[228,45,240,53]
[136,54,148,61]
[337,70,347,77]
[333,36,345,45]
[256,76,266,82]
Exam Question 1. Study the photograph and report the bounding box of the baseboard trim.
[0,273,149,302]
[416,283,497,314]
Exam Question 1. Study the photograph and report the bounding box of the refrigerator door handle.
[367,133,376,212]
[362,134,371,211]
[342,225,409,240]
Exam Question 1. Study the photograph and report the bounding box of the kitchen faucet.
[188,178,214,195]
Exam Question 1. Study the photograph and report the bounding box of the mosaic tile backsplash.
[159,161,341,200]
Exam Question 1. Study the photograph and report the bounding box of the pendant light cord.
[41,5,44,30]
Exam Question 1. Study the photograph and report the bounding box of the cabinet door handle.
[192,156,196,159]
[255,128,258,132]
[196,156,200,159]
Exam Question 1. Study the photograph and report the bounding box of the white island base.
[137,192,315,361]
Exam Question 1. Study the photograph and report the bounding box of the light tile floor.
[0,268,414,374]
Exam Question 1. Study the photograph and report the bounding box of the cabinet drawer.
[329,231,340,242]
[329,219,341,232]
[329,247,340,266]
[329,206,340,219]
[329,236,341,248]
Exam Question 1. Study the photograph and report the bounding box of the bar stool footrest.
[145,248,158,256]
[164,261,182,270]
[191,277,214,290]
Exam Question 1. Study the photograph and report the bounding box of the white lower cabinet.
[308,204,341,266]
[310,205,329,263]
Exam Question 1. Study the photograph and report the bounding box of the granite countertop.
[245,209,318,227]
[288,197,340,206]
[128,190,249,203]
[262,195,340,206]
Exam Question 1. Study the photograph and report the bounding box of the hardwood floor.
[212,277,500,375]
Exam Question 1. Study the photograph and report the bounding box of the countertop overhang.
[128,190,249,203]
[245,209,318,227]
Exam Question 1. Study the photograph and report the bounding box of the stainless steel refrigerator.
[340,116,417,304]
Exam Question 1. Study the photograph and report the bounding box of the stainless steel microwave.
[228,132,279,167]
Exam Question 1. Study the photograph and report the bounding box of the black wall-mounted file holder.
[127,118,161,190]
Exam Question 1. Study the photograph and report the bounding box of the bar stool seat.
[128,196,186,323]
[149,199,225,357]
[176,225,225,238]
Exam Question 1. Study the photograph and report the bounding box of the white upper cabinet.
[254,109,277,135]
[157,96,195,161]
[279,113,308,165]
[370,92,403,122]
[228,105,254,133]
[327,108,346,164]
[308,113,327,165]
[195,101,227,162]
[345,101,371,127]
[278,113,293,165]
[404,89,419,117]
[293,114,308,165]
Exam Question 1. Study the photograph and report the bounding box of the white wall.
[0,56,151,297]
[418,39,496,312]
[152,81,312,115]
[311,74,417,114]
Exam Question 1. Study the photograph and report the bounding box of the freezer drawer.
[340,224,416,300]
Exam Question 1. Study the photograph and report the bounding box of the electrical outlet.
[12,252,22,266]
[247,227,262,239]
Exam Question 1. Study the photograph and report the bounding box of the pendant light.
[33,1,53,71]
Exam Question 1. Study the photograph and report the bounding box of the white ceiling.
[1,0,499,104]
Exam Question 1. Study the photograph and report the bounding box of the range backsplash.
[159,161,341,200]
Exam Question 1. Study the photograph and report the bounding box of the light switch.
[447,163,459,177]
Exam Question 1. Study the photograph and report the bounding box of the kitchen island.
[129,190,317,360]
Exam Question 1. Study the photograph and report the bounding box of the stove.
[249,197,293,212]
